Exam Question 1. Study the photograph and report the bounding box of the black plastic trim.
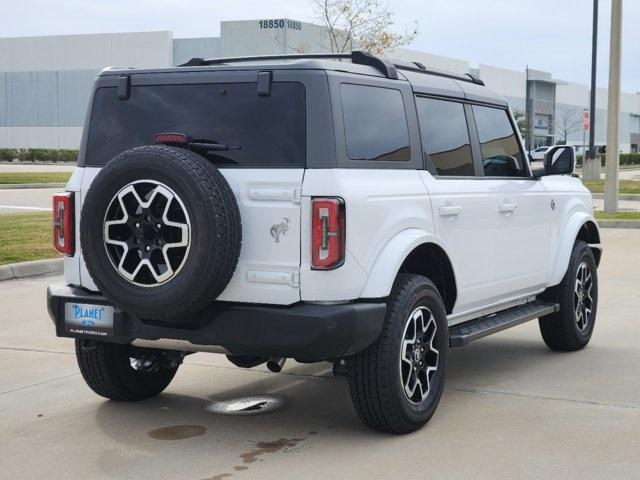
[179,51,400,80]
[117,75,130,100]
[449,300,559,347]
[47,283,386,361]
[257,71,272,96]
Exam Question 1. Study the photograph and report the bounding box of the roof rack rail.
[179,50,482,85]
[179,50,398,79]
[392,61,485,86]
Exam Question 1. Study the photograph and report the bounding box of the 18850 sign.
[258,19,302,30]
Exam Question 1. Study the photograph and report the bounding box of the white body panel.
[300,169,433,301]
[71,167,303,305]
[67,165,597,315]
[418,172,497,313]
[482,178,550,295]
[540,175,597,285]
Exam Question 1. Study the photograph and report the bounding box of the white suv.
[47,51,601,434]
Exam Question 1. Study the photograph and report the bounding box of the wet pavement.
[0,229,639,479]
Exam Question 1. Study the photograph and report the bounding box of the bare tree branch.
[311,0,418,54]
[555,106,583,144]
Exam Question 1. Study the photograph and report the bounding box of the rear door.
[77,69,313,304]
[415,96,498,313]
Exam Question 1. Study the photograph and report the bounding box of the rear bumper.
[47,282,386,361]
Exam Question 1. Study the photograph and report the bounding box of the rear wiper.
[154,133,241,151]
[189,138,242,152]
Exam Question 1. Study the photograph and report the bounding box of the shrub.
[0,148,78,163]
[576,152,639,168]
[620,153,640,165]
[0,149,19,161]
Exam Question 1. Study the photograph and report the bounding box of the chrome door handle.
[497,203,518,213]
[438,205,463,217]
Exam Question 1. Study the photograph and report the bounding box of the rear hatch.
[74,70,307,305]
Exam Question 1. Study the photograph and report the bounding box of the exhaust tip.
[266,357,286,373]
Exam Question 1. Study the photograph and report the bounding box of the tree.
[555,106,583,144]
[311,0,418,54]
[513,110,528,144]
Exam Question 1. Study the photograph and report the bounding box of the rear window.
[85,82,306,167]
[340,84,410,162]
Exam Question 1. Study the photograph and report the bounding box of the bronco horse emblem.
[270,218,290,243]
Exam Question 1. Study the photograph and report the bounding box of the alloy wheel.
[103,180,190,287]
[574,261,594,331]
[399,306,440,404]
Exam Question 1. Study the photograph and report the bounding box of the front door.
[471,104,550,297]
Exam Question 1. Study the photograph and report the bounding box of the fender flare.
[360,228,456,298]
[548,212,600,286]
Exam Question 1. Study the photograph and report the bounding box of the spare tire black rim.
[103,179,191,287]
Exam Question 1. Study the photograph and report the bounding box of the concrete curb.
[0,183,66,189]
[598,220,640,229]
[0,258,63,281]
[592,193,640,201]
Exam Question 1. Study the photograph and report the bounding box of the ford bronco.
[47,51,601,434]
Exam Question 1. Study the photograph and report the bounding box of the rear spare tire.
[80,145,241,321]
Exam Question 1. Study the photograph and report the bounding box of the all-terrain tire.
[80,145,241,321]
[347,274,448,434]
[539,240,598,351]
[76,340,178,401]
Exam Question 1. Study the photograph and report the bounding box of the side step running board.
[449,300,559,347]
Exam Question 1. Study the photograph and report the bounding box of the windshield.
[84,82,306,167]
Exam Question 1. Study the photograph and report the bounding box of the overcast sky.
[2,0,638,92]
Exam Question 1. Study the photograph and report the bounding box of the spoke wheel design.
[399,306,440,404]
[574,261,594,331]
[103,180,190,287]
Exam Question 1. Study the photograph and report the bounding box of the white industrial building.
[1,18,639,152]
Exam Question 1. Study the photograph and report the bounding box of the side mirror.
[542,146,575,176]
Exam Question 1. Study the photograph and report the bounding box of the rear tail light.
[53,193,74,256]
[311,197,345,270]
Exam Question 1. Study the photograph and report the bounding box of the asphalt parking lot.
[1,229,639,480]
[0,187,58,213]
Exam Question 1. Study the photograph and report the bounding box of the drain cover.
[203,395,288,416]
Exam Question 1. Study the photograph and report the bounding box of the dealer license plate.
[64,302,114,337]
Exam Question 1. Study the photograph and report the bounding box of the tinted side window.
[472,105,525,177]
[340,84,410,161]
[415,97,474,176]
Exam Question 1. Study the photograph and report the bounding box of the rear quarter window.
[340,83,411,162]
[85,82,306,167]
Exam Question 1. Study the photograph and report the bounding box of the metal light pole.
[604,0,623,213]
[584,0,600,180]
[582,108,588,161]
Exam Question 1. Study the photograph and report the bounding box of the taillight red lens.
[52,192,74,256]
[311,197,345,270]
